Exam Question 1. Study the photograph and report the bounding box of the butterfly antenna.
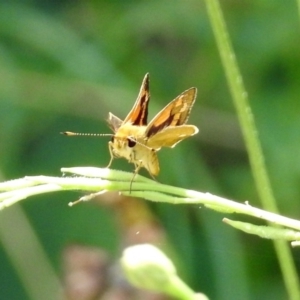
[61,131,113,138]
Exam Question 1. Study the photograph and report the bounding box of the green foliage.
[0,1,299,299]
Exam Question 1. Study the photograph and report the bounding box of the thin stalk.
[204,0,300,298]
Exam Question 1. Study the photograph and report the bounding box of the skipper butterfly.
[63,73,198,181]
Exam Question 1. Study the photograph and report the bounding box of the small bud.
[121,244,205,299]
[121,244,176,292]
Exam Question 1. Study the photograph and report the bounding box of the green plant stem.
[204,0,300,298]
[166,275,198,300]
[1,168,300,235]
[298,0,300,23]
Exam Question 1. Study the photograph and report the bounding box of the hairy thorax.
[110,123,159,176]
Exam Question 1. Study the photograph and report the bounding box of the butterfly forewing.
[107,73,150,133]
[145,87,197,138]
[123,73,150,126]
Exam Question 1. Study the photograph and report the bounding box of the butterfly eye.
[111,136,115,142]
[127,138,136,148]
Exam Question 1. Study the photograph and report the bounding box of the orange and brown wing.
[123,73,150,126]
[145,87,197,138]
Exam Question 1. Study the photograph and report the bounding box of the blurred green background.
[0,1,300,299]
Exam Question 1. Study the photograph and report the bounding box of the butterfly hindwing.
[107,112,123,132]
[147,125,198,149]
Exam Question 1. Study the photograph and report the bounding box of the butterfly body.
[108,123,159,177]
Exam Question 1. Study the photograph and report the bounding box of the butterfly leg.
[129,163,142,192]
[106,141,115,168]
